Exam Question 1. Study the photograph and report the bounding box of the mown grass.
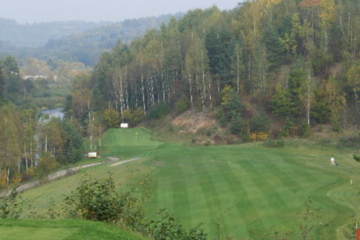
[18,128,360,239]
[0,219,147,240]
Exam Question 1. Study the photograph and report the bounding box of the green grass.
[18,128,360,239]
[0,219,146,240]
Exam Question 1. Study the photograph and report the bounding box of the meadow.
[19,128,360,239]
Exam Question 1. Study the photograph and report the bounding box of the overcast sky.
[0,0,241,23]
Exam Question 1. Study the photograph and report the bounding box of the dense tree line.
[0,57,84,187]
[69,0,359,138]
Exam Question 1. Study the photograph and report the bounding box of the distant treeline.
[0,18,105,48]
[0,14,180,65]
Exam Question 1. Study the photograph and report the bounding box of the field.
[19,128,360,239]
[0,219,146,240]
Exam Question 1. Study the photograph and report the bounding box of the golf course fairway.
[18,128,360,239]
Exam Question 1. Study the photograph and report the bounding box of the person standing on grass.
[330,157,337,166]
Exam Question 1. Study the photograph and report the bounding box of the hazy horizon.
[0,0,241,23]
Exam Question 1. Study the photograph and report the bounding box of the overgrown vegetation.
[263,139,285,148]
[0,191,23,219]
[353,154,360,163]
[65,176,207,240]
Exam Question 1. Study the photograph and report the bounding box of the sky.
[0,0,241,23]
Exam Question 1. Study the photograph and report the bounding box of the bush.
[0,190,23,219]
[353,154,360,162]
[61,120,84,164]
[230,116,249,139]
[339,134,360,148]
[250,114,270,133]
[123,109,145,127]
[175,98,190,114]
[65,176,208,239]
[103,108,120,128]
[146,210,207,240]
[299,123,311,137]
[263,139,285,148]
[148,103,171,120]
[36,152,59,177]
[65,176,143,225]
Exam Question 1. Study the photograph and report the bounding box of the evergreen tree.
[1,56,22,99]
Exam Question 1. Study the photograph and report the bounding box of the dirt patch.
[172,111,218,134]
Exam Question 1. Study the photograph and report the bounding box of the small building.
[120,123,129,129]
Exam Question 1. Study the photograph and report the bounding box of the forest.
[65,0,360,141]
[0,56,83,186]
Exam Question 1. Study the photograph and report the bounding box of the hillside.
[39,15,179,65]
[68,0,360,140]
[19,128,360,239]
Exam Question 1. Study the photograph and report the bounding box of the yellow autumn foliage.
[320,0,337,26]
[250,132,270,141]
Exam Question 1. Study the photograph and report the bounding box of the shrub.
[148,103,171,120]
[339,134,360,148]
[103,108,120,128]
[263,139,285,148]
[230,116,249,140]
[65,176,208,239]
[250,132,269,141]
[0,190,23,219]
[36,152,59,177]
[123,109,145,126]
[146,210,207,240]
[299,123,311,137]
[353,154,360,162]
[65,176,143,224]
[250,114,270,133]
[175,98,190,114]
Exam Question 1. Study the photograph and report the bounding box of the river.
[39,108,65,123]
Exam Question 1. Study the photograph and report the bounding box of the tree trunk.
[202,71,206,111]
[188,74,194,109]
[237,50,240,94]
[141,74,146,113]
[306,70,312,126]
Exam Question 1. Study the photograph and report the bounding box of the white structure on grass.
[120,123,129,129]
[88,152,98,159]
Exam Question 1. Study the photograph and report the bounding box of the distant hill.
[39,15,179,65]
[0,18,106,48]
[0,15,181,65]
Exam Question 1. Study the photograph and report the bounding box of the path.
[110,157,141,167]
[0,157,141,197]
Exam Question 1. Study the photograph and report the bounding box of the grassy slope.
[20,129,360,239]
[20,128,160,217]
[0,219,146,240]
